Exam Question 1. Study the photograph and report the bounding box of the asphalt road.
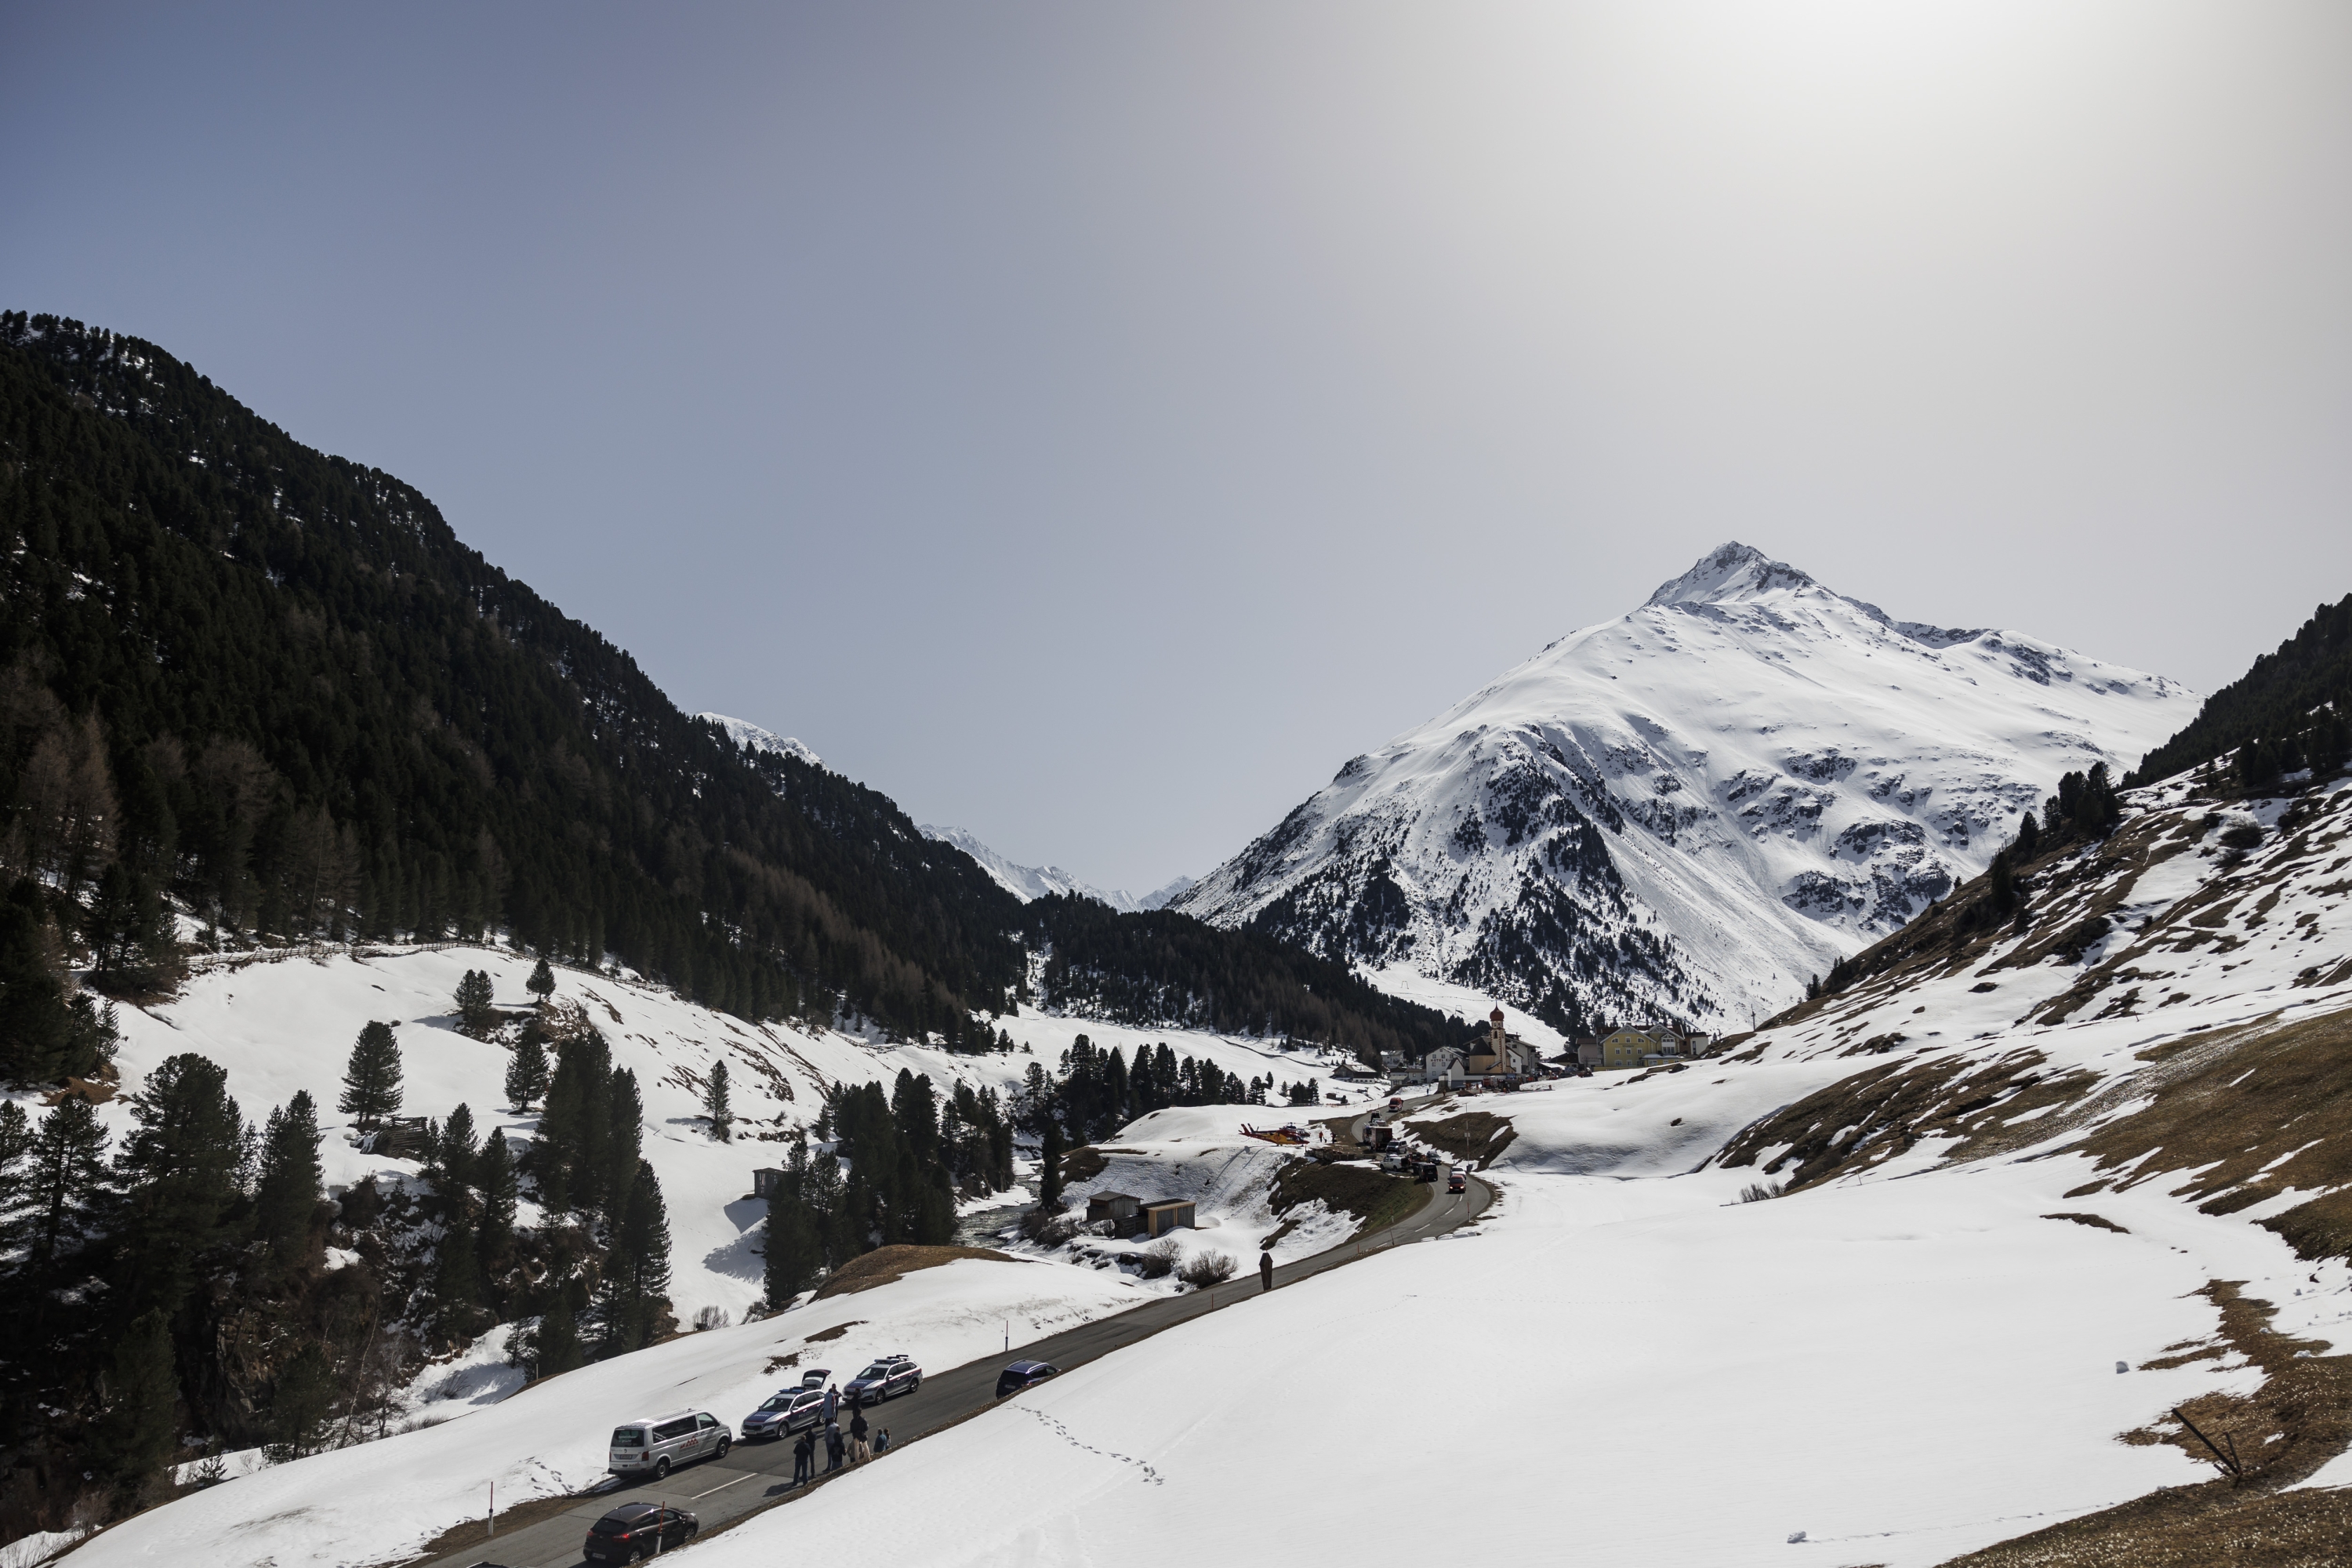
[424,1109,1487,1568]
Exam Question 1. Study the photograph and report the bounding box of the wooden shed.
[1142,1199,1196,1239]
[1087,1192,1143,1229]
[752,1167,788,1199]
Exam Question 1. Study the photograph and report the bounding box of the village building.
[1594,1026,1713,1070]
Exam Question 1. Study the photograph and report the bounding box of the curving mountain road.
[419,1108,1487,1568]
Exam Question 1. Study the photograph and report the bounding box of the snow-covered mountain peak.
[699,713,822,769]
[1643,540,1819,608]
[1174,549,2200,1035]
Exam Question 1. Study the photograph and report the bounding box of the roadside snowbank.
[68,1256,1140,1568]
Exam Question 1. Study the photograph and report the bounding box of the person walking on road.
[849,1406,869,1447]
[792,1428,815,1486]
[1259,1247,1275,1293]
[822,1383,840,1423]
[824,1419,845,1473]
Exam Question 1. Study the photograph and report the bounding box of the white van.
[608,1409,730,1479]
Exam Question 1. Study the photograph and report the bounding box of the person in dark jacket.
[849,1406,869,1446]
[792,1428,815,1485]
[822,1384,840,1422]
[1259,1247,1275,1293]
[874,1427,891,1455]
[824,1419,845,1472]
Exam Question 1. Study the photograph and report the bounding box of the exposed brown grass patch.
[1715,1048,2095,1192]
[2042,1212,2129,1233]
[1060,1146,1111,1184]
[1408,1111,1519,1169]
[811,1246,1018,1301]
[1268,1158,1428,1238]
[1940,1282,2352,1567]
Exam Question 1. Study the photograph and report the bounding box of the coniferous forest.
[0,312,1465,1538]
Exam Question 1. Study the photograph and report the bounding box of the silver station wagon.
[608,1409,731,1479]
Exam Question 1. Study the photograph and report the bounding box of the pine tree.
[438,1102,477,1192]
[1038,1118,1064,1211]
[2014,810,2041,857]
[252,1091,322,1269]
[527,956,556,1004]
[339,1021,404,1131]
[475,1128,517,1283]
[88,1308,178,1488]
[24,1098,108,1266]
[764,1192,822,1305]
[602,1068,643,1223]
[704,1058,732,1143]
[267,1341,337,1461]
[503,1033,549,1111]
[0,880,75,1085]
[435,1212,482,1316]
[1989,850,2018,916]
[454,968,496,1032]
[533,1288,586,1380]
[599,1160,673,1356]
[112,1053,245,1321]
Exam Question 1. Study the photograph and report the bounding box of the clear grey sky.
[6,2,2349,892]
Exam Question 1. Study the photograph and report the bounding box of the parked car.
[583,1502,698,1563]
[844,1354,921,1406]
[607,1410,730,1479]
[741,1385,828,1441]
[995,1359,1060,1398]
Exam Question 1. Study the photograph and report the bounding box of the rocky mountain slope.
[1173,543,2198,1036]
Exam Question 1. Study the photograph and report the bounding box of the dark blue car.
[995,1360,1059,1398]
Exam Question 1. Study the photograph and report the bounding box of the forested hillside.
[0,310,1024,1044]
[2128,592,2352,789]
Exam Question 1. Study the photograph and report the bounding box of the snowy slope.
[699,712,822,769]
[87,947,1352,1328]
[656,769,2352,1568]
[1173,543,2198,1033]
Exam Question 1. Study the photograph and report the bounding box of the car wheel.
[716,1436,731,1460]
[653,1457,671,1480]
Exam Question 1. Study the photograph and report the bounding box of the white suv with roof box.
[608,1409,730,1479]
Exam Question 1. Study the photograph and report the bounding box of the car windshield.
[856,1363,889,1379]
[610,1428,645,1448]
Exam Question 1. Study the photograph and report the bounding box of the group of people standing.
[789,1384,893,1486]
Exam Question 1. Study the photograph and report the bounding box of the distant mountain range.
[697,714,1194,914]
[914,825,1193,915]
[1171,543,2199,1036]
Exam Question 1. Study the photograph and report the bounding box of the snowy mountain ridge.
[699,712,822,769]
[1171,543,2200,1035]
[918,825,1192,914]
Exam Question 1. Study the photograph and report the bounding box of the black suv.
[844,1353,920,1406]
[995,1359,1059,1398]
[584,1503,698,1563]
